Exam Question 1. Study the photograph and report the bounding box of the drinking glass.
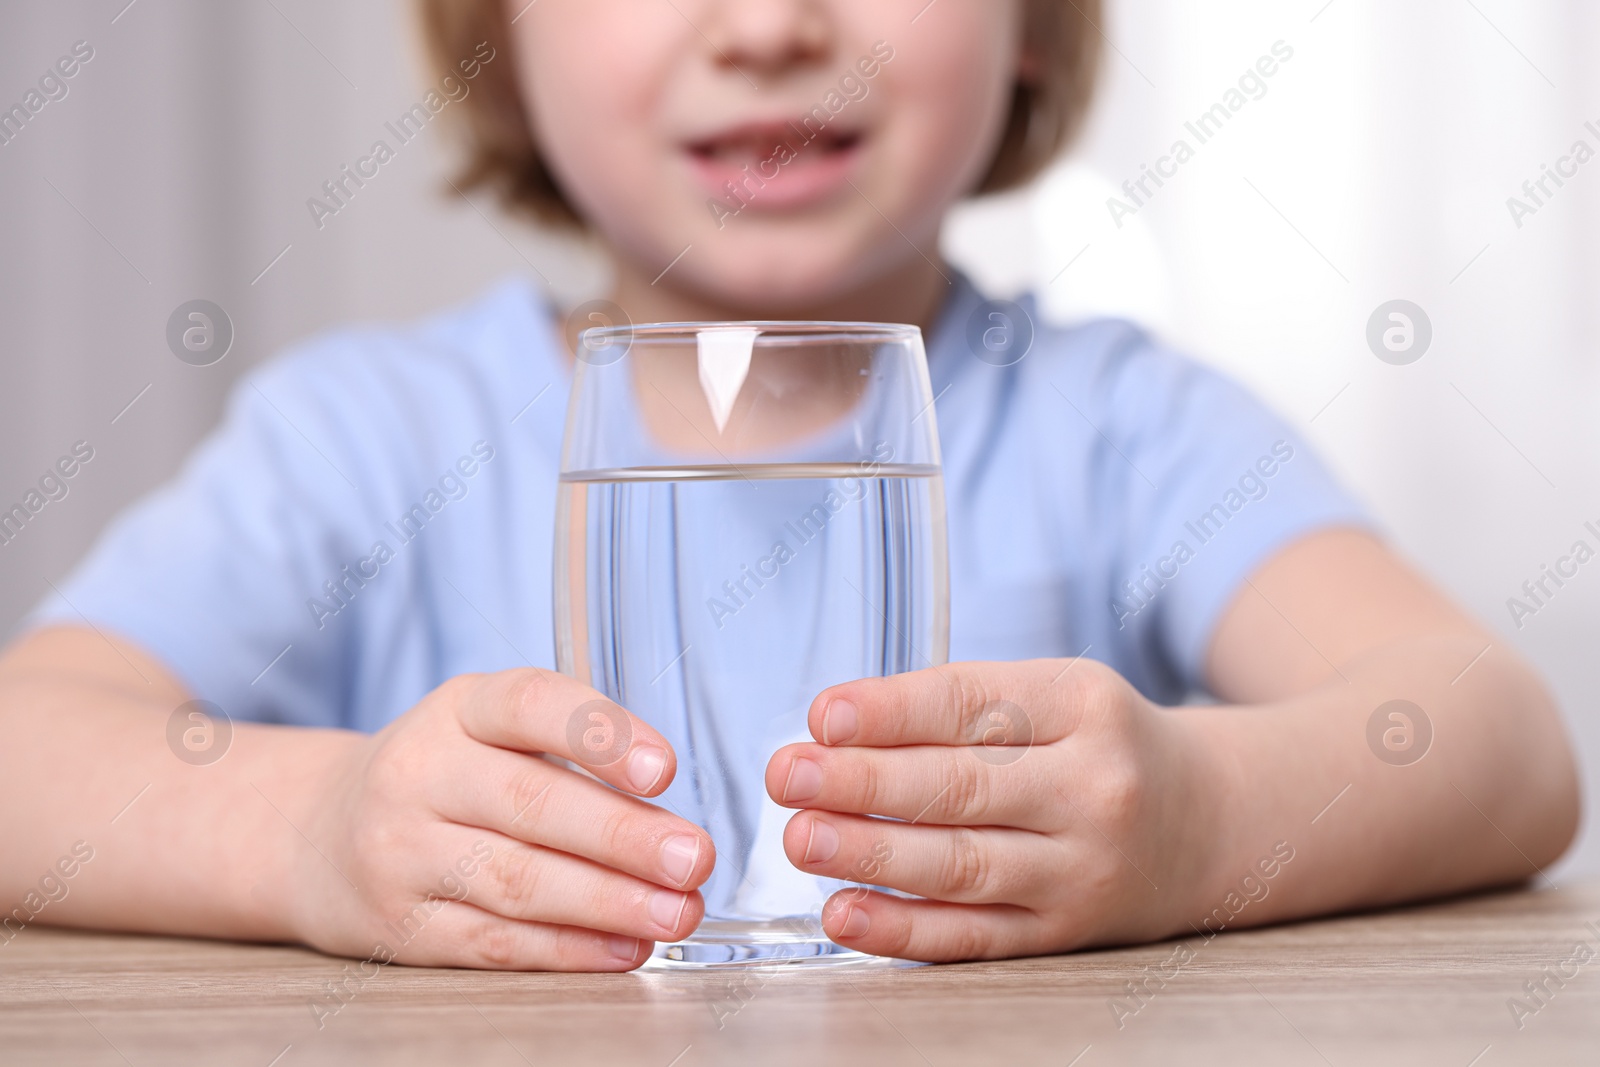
[554,321,949,966]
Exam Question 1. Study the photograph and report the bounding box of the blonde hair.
[417,0,1103,227]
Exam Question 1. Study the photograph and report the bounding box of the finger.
[418,827,701,944]
[817,889,1044,963]
[386,898,653,972]
[765,741,1059,829]
[806,659,1108,749]
[782,811,1052,906]
[436,745,714,891]
[456,669,677,798]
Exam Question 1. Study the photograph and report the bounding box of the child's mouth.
[685,120,864,213]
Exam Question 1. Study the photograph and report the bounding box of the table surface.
[3,882,1598,1066]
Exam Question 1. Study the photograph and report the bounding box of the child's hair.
[417,0,1103,227]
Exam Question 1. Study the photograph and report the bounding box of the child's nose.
[700,0,834,75]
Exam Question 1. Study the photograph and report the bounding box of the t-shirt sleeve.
[1097,334,1372,692]
[21,350,387,728]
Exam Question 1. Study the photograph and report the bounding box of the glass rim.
[578,320,921,346]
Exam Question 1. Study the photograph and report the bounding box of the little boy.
[0,0,1578,969]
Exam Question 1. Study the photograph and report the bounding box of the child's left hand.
[765,659,1221,961]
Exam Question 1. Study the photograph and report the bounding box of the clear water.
[554,463,948,965]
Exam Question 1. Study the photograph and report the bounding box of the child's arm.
[0,627,713,969]
[765,528,1580,960]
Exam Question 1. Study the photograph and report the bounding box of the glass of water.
[554,321,949,967]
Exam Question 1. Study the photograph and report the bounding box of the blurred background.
[1,0,1596,875]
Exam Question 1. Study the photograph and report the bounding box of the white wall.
[951,0,1600,879]
[2,0,1596,875]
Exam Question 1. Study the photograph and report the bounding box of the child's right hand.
[283,669,711,970]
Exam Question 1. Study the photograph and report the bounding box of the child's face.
[511,0,1025,312]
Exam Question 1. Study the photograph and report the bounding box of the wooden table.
[3,883,1597,1066]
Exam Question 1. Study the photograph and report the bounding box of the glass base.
[641,918,873,969]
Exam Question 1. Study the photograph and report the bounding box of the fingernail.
[649,889,689,933]
[660,835,700,888]
[803,819,840,865]
[822,699,858,745]
[627,746,667,794]
[608,934,641,963]
[781,756,823,803]
[837,904,871,939]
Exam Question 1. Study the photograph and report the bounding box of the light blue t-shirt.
[29,273,1366,729]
